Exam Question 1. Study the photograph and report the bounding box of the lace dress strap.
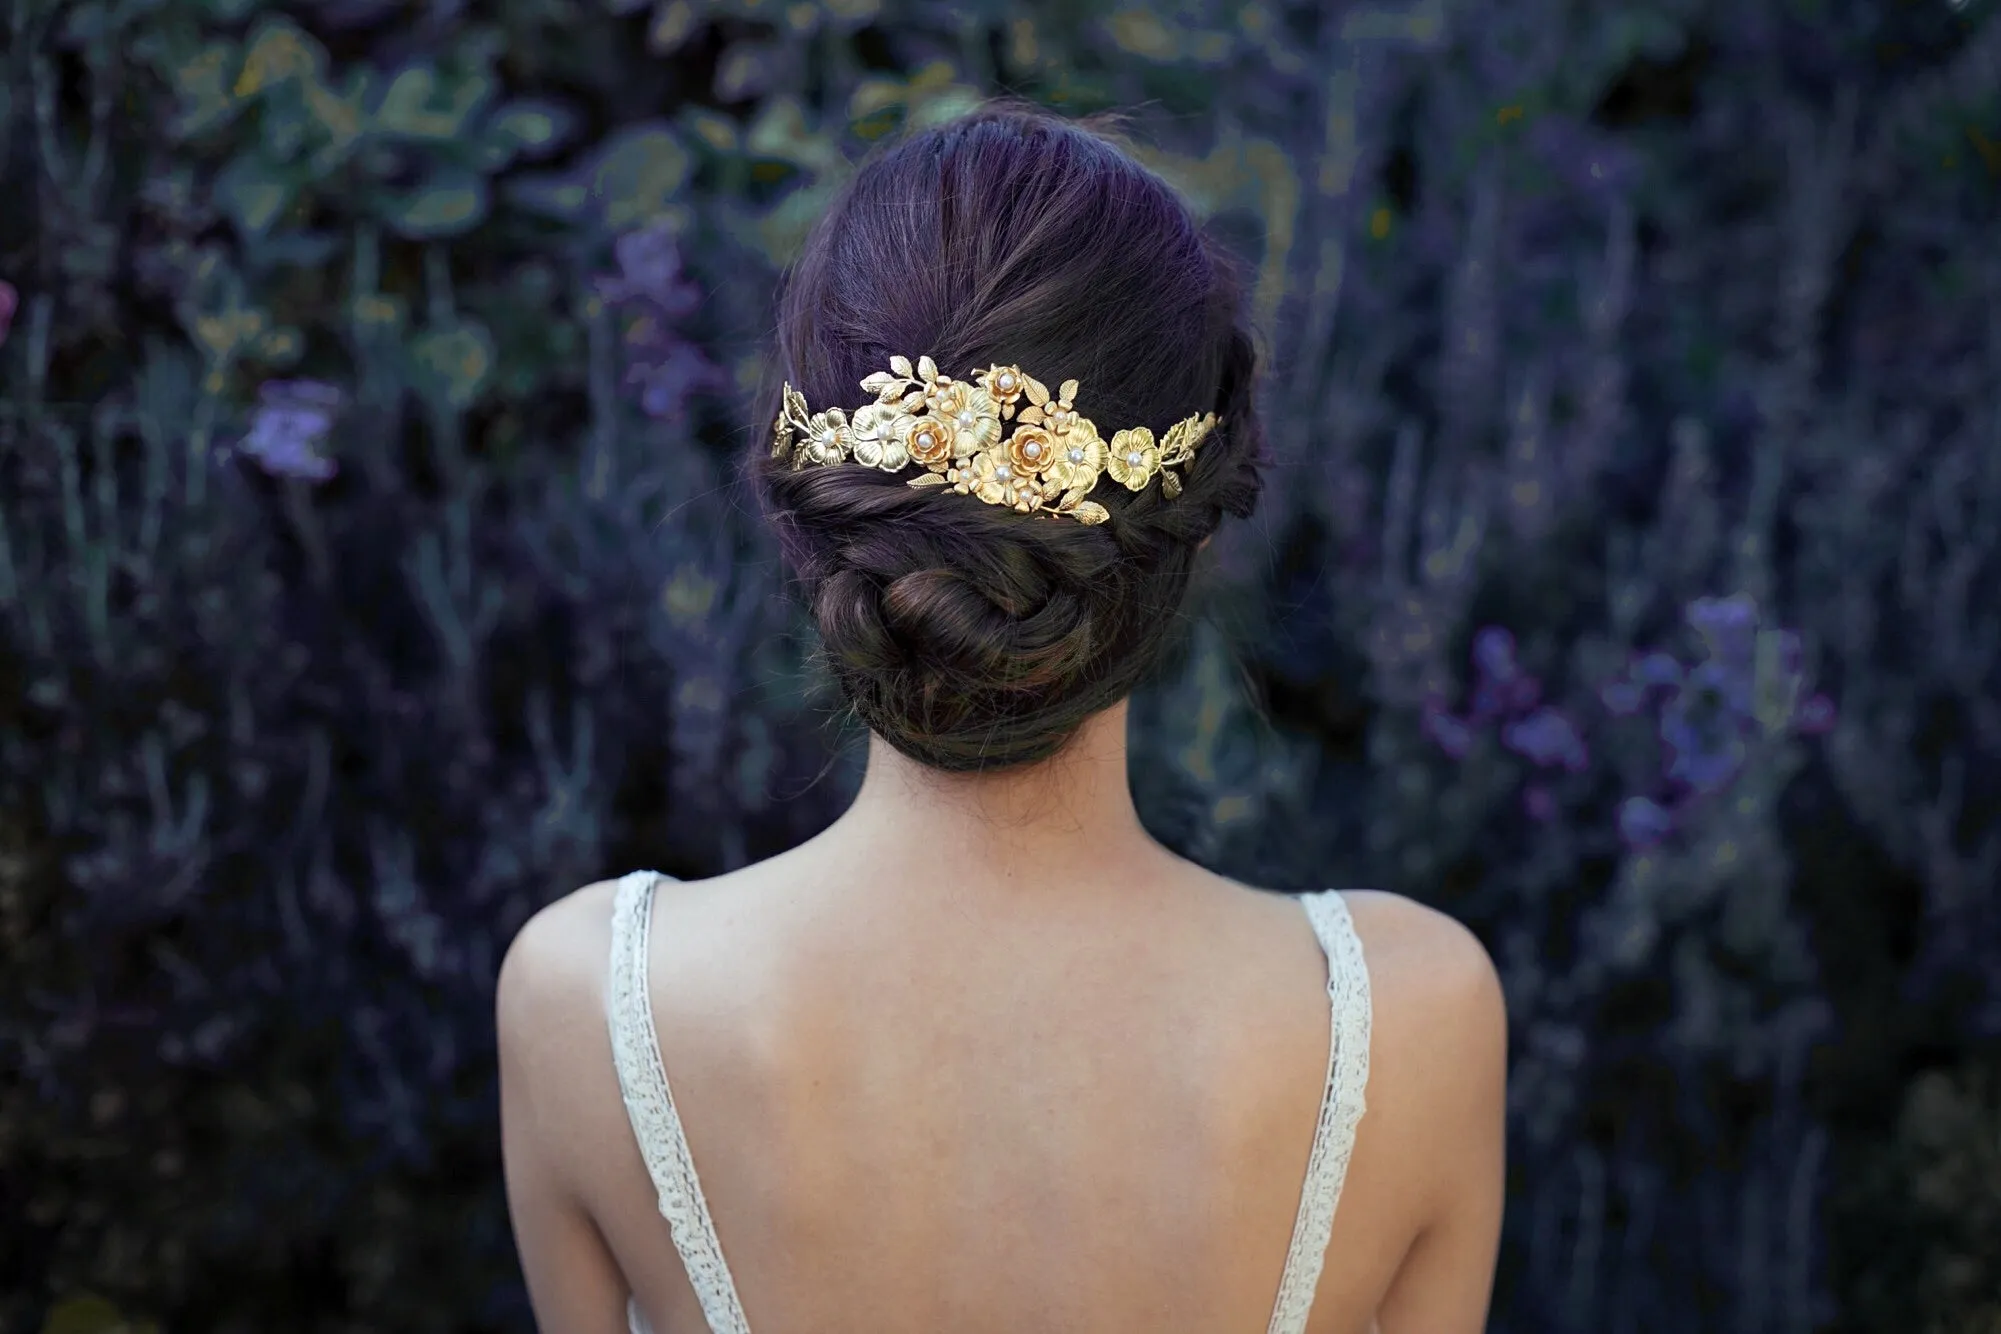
[606,870,752,1334]
[1266,890,1374,1334]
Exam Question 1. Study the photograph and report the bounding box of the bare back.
[498,856,1506,1334]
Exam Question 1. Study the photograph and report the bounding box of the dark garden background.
[3,0,1998,1330]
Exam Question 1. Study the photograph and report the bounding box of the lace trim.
[1266,890,1374,1334]
[607,871,752,1334]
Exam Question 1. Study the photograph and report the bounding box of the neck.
[818,701,1158,896]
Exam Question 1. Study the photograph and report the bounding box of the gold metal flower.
[924,378,1001,458]
[848,401,908,470]
[976,364,1028,414]
[1106,427,1160,491]
[966,450,1040,511]
[893,412,950,467]
[1004,424,1057,476]
[1040,420,1107,493]
[778,355,1217,526]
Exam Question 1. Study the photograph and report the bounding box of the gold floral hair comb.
[770,355,1218,526]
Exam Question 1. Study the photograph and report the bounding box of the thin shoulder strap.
[1267,890,1374,1334]
[606,870,753,1334]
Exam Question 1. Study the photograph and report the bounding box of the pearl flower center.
[1023,441,1041,458]
[998,373,1016,391]
[994,464,1013,481]
[916,430,934,450]
[1127,451,1143,467]
[1068,448,1085,464]
[957,411,975,428]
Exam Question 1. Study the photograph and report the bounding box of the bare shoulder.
[497,878,623,1026]
[495,879,629,1110]
[1338,890,1508,1207]
[1339,889,1506,1027]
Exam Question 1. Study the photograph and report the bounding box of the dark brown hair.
[754,104,1265,772]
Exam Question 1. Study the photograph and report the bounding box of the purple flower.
[1632,652,1683,688]
[1502,707,1588,771]
[1472,625,1518,681]
[0,279,16,348]
[628,340,723,422]
[238,380,340,482]
[1471,670,1540,722]
[1617,795,1674,849]
[1659,664,1750,792]
[598,221,699,317]
[1685,592,1758,665]
[1420,700,1474,759]
[1600,679,1646,715]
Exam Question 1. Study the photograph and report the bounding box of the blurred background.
[2,0,1998,1330]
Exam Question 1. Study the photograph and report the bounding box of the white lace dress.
[604,871,1373,1334]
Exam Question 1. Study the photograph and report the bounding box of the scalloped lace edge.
[1266,889,1374,1334]
[608,871,752,1334]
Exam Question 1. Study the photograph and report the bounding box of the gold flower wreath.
[770,355,1218,525]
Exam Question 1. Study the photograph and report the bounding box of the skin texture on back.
[498,828,1506,1333]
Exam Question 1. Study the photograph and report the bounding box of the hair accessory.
[770,355,1218,526]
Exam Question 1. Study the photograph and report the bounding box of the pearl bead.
[1068,448,1085,464]
[1127,451,1143,467]
[1024,441,1041,457]
[998,373,1016,390]
[994,465,1012,481]
[957,411,974,427]
[916,431,934,449]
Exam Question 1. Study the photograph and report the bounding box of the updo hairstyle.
[754,105,1265,772]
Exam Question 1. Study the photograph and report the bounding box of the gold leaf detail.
[906,472,947,488]
[1070,501,1110,525]
[1161,468,1183,498]
[1059,378,1079,403]
[917,354,938,380]
[1023,375,1050,406]
[1017,404,1046,425]
[860,371,897,394]
[889,354,913,377]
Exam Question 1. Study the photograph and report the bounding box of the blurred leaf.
[232,16,326,99]
[379,165,491,239]
[163,40,242,139]
[715,41,780,102]
[373,64,497,142]
[212,153,300,239]
[42,1295,155,1334]
[485,99,579,161]
[586,123,692,229]
[746,97,843,175]
[407,319,496,409]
